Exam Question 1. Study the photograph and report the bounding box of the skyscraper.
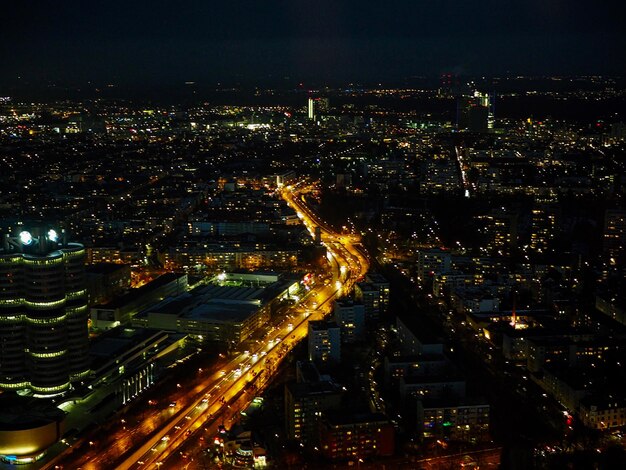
[456,90,495,132]
[307,96,329,122]
[307,97,315,120]
[0,226,90,397]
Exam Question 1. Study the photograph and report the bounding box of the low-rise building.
[319,412,395,461]
[131,272,295,346]
[579,395,626,430]
[417,398,490,441]
[90,273,188,329]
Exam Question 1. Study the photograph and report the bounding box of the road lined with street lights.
[132,185,368,469]
[43,183,368,470]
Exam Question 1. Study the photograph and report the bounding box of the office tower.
[456,90,495,132]
[0,227,89,396]
[307,97,329,121]
[317,97,330,114]
[307,97,315,120]
[308,320,341,363]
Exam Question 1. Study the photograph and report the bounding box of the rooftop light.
[19,231,33,245]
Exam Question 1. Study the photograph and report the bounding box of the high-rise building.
[0,227,90,396]
[285,378,343,444]
[354,273,390,325]
[333,300,365,343]
[457,90,495,132]
[308,320,341,363]
[603,209,626,260]
[475,209,518,257]
[530,203,558,253]
[354,282,381,323]
[307,97,329,121]
[307,97,316,120]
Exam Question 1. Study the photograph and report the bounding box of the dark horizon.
[2,1,625,92]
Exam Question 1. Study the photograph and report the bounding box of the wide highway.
[46,183,368,470]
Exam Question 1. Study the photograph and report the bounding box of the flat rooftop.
[93,273,186,309]
[192,284,265,303]
[184,300,259,324]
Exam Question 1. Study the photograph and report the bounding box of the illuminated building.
[579,395,626,430]
[319,412,395,461]
[285,379,342,445]
[0,227,89,396]
[333,300,365,343]
[307,97,329,121]
[89,328,178,406]
[131,272,296,345]
[416,248,451,281]
[530,203,558,253]
[603,209,626,260]
[308,98,316,120]
[418,399,490,440]
[308,320,341,363]
[456,90,495,132]
[354,273,390,323]
[90,273,188,330]
[0,395,66,463]
[475,209,518,257]
[354,282,381,323]
[432,272,483,298]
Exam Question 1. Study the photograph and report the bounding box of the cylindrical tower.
[24,251,69,394]
[0,227,90,397]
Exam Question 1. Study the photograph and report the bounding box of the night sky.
[2,0,625,88]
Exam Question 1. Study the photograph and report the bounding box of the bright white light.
[19,231,33,245]
[217,272,227,281]
[47,229,58,242]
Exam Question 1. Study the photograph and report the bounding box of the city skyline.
[1,3,626,469]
